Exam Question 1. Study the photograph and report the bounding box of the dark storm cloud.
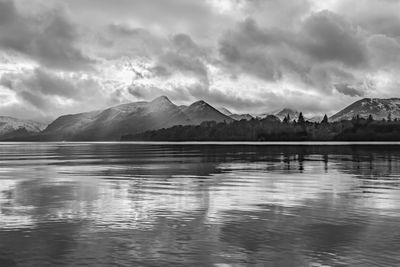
[301,11,368,67]
[307,64,356,92]
[215,8,396,106]
[218,19,282,81]
[220,43,278,81]
[219,10,369,82]
[148,33,210,83]
[0,0,93,70]
[334,83,365,97]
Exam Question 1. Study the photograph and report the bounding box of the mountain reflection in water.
[0,143,400,266]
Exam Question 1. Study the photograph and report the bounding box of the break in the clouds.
[0,0,400,122]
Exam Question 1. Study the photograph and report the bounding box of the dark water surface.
[1,143,400,267]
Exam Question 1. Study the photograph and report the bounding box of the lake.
[0,142,400,266]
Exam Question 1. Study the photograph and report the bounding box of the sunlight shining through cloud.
[0,0,399,122]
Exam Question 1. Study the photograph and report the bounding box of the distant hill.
[5,96,400,141]
[42,96,192,140]
[230,114,254,121]
[258,108,301,121]
[0,116,45,140]
[181,101,233,125]
[330,98,400,121]
[40,96,232,141]
[308,116,323,123]
[274,108,300,121]
[217,106,254,121]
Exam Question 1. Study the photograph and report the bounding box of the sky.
[0,0,400,122]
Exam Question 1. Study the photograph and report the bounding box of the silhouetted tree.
[121,114,400,142]
[321,114,328,124]
[283,114,290,123]
[298,112,305,124]
[352,114,361,122]
[388,112,392,122]
[368,114,374,122]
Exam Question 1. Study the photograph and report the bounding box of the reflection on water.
[1,143,400,266]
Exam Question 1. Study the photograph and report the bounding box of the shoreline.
[2,141,400,145]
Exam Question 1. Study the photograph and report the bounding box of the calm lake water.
[1,143,400,266]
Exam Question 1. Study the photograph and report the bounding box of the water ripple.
[0,143,400,266]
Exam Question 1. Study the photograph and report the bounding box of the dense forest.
[122,114,400,141]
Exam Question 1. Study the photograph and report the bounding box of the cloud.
[158,52,208,82]
[128,84,192,103]
[0,0,93,70]
[1,69,80,99]
[301,11,368,67]
[216,9,389,100]
[367,34,400,69]
[136,33,211,85]
[242,0,312,28]
[0,0,16,25]
[98,24,165,59]
[334,83,365,97]
[0,68,124,121]
[62,0,234,42]
[172,34,204,57]
[218,19,284,81]
[1,0,400,121]
[336,0,400,37]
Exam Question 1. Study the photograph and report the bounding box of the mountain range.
[0,116,45,140]
[2,97,400,141]
[40,96,233,141]
[217,107,254,121]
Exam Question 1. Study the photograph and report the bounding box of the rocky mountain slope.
[217,107,254,121]
[230,114,254,121]
[330,98,400,121]
[42,96,192,140]
[274,108,301,121]
[42,96,233,141]
[258,108,301,121]
[0,116,45,140]
[181,101,233,125]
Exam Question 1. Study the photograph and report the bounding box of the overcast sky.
[0,0,400,122]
